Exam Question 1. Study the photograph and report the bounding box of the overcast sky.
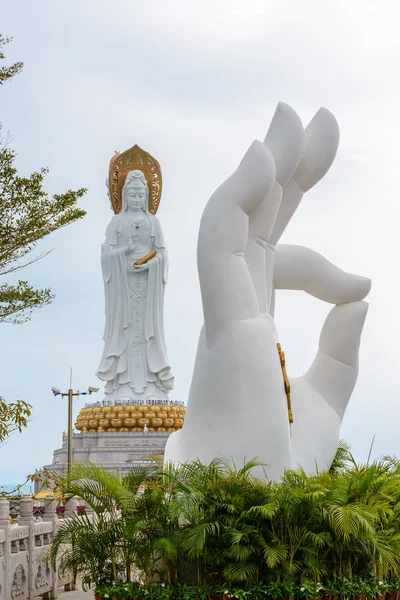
[0,0,399,483]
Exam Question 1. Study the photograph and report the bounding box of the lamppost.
[51,370,99,474]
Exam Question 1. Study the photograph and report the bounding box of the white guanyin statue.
[96,145,174,403]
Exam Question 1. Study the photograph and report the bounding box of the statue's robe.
[96,212,173,400]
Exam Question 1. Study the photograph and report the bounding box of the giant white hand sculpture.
[164,103,371,479]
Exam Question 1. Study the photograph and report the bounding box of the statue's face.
[126,182,146,211]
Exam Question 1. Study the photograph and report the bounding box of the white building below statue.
[35,400,186,492]
[38,430,170,482]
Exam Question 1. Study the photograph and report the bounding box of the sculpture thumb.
[302,301,369,419]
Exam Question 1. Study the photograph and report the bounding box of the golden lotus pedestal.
[75,403,186,434]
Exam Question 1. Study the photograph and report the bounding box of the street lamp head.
[88,386,99,394]
[51,387,61,395]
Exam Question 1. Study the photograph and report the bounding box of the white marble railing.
[0,496,76,600]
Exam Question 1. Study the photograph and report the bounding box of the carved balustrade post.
[18,497,33,524]
[0,499,10,600]
[43,495,58,599]
[64,497,78,518]
[43,495,57,526]
[63,497,79,591]
[84,501,95,518]
[18,497,34,599]
[0,498,9,523]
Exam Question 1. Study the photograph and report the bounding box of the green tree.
[0,396,31,447]
[0,34,22,85]
[0,34,86,324]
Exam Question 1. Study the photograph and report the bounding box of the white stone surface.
[40,430,171,483]
[165,102,371,479]
[0,497,74,600]
[97,170,174,403]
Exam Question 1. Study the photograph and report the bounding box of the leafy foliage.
[50,450,400,590]
[94,577,400,600]
[50,463,158,587]
[0,140,87,323]
[0,34,87,323]
[0,466,62,498]
[0,35,23,85]
[0,396,31,446]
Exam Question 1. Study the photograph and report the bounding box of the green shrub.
[51,448,400,588]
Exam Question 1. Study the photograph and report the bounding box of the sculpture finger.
[263,101,304,189]
[268,178,304,246]
[198,141,275,336]
[294,107,340,193]
[274,244,371,304]
[244,103,303,313]
[302,301,369,420]
[269,108,339,246]
[246,193,282,314]
[263,101,303,247]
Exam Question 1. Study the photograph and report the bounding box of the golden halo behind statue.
[109,145,162,214]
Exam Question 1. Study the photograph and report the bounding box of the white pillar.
[0,499,10,600]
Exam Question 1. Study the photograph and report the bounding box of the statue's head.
[122,170,149,212]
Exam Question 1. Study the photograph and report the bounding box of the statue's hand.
[165,103,370,478]
[131,263,149,272]
[124,241,135,255]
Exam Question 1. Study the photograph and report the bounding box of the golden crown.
[108,144,162,214]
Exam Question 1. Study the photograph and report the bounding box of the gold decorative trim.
[109,145,162,214]
[277,343,293,424]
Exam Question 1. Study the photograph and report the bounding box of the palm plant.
[51,460,188,586]
[163,458,271,586]
[121,473,185,584]
[329,440,356,474]
[49,450,400,591]
[50,462,154,587]
[251,457,400,584]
